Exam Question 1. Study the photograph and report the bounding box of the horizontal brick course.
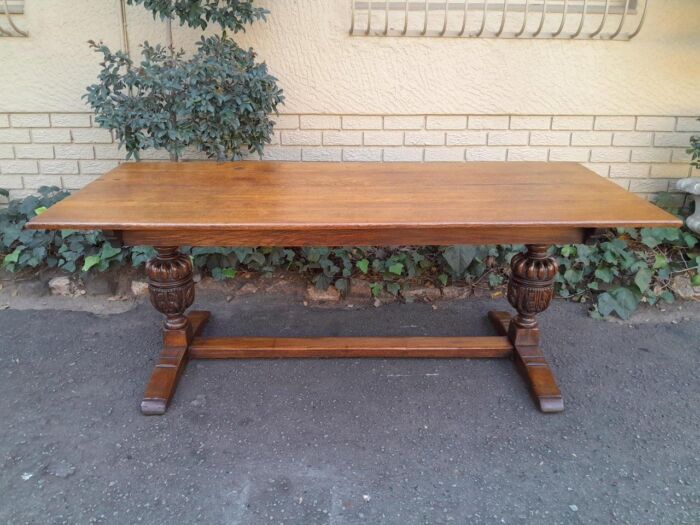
[364,131,404,146]
[79,160,120,174]
[342,116,383,130]
[274,115,300,130]
[0,112,693,197]
[424,147,465,162]
[445,131,487,146]
[636,117,676,131]
[507,147,548,161]
[551,116,594,130]
[301,148,342,161]
[0,145,14,159]
[71,128,113,144]
[612,132,653,147]
[50,114,92,128]
[10,114,50,128]
[342,148,382,161]
[530,131,570,146]
[40,160,79,174]
[0,129,31,143]
[383,147,423,161]
[280,131,322,146]
[468,116,509,130]
[300,115,341,130]
[676,117,700,132]
[487,131,529,146]
[0,175,23,188]
[571,131,612,146]
[595,116,636,131]
[426,116,467,130]
[384,116,424,130]
[466,147,507,161]
[323,131,363,146]
[0,160,38,174]
[404,131,445,146]
[510,116,551,130]
[56,145,95,160]
[31,128,70,144]
[15,145,54,159]
[261,146,301,161]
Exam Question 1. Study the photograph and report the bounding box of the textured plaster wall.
[1,0,699,115]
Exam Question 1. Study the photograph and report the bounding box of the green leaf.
[683,233,698,249]
[443,245,477,277]
[594,267,614,283]
[2,247,23,266]
[369,283,383,297]
[388,262,404,275]
[33,206,48,216]
[221,267,237,279]
[438,273,448,286]
[634,267,652,293]
[356,259,369,274]
[386,282,401,296]
[563,268,583,285]
[597,287,640,320]
[99,243,122,260]
[0,188,10,198]
[334,278,349,295]
[560,245,575,257]
[488,273,504,287]
[660,290,675,304]
[82,255,101,272]
[653,254,668,269]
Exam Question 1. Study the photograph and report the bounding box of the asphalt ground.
[1,296,699,524]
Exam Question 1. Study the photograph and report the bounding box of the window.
[350,0,647,40]
[1,0,27,37]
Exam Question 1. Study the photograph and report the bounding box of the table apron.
[121,226,588,247]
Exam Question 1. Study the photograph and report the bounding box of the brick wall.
[0,112,697,201]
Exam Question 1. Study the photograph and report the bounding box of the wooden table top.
[29,162,680,233]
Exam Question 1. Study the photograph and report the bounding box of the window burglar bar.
[0,0,27,37]
[350,0,647,40]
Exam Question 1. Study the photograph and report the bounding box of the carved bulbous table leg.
[490,244,563,413]
[146,247,195,331]
[141,247,210,415]
[507,244,557,342]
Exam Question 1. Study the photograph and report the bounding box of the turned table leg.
[141,247,209,415]
[490,244,563,413]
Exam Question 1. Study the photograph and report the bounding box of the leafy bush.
[557,227,698,319]
[86,0,283,161]
[0,187,127,273]
[690,134,700,170]
[2,188,697,320]
[126,0,267,32]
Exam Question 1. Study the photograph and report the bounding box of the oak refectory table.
[27,162,681,415]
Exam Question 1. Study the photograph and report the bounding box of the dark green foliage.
[86,0,282,161]
[126,0,267,32]
[0,187,127,273]
[2,189,697,320]
[690,132,700,170]
[84,36,283,161]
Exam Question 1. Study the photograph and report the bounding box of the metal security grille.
[0,0,27,37]
[350,0,647,40]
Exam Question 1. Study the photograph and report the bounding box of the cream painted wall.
[1,1,699,115]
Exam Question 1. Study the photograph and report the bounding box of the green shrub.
[0,187,129,273]
[126,0,267,33]
[2,188,698,320]
[85,0,283,161]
